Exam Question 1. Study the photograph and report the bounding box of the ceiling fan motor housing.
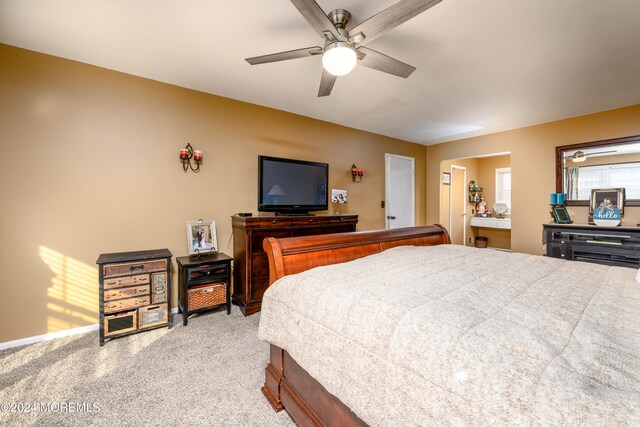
[328,9,351,30]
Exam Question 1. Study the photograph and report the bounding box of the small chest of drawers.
[177,252,232,326]
[96,249,172,346]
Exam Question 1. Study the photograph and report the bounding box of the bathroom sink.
[470,216,511,229]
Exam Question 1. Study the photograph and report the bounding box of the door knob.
[387,216,396,220]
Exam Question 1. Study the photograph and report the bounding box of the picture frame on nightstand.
[186,220,218,255]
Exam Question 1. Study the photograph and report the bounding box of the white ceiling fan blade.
[245,47,322,65]
[357,47,416,78]
[349,0,442,46]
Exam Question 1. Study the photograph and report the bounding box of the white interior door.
[385,154,415,229]
[449,165,467,245]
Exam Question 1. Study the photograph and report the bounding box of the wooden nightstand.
[176,253,232,326]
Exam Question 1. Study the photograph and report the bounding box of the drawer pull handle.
[130,265,144,272]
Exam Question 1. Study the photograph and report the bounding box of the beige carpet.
[0,309,294,427]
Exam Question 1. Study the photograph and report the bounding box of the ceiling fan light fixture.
[322,42,357,76]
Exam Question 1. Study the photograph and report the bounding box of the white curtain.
[566,166,579,200]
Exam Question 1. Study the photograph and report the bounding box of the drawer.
[104,295,151,313]
[250,230,292,252]
[104,285,149,301]
[188,282,227,310]
[138,303,168,329]
[104,274,150,289]
[243,218,293,228]
[104,310,137,337]
[289,217,327,227]
[151,272,168,304]
[103,259,167,278]
[187,263,228,284]
[546,243,570,260]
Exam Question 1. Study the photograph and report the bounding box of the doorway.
[385,153,415,229]
[449,166,467,245]
[439,153,512,250]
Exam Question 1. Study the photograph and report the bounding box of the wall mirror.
[556,135,640,207]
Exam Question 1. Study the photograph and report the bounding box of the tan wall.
[427,105,640,255]
[0,44,428,343]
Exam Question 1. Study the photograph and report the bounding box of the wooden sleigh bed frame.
[260,225,451,426]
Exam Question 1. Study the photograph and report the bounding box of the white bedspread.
[258,244,640,426]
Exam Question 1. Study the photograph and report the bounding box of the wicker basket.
[188,282,226,310]
[475,236,488,248]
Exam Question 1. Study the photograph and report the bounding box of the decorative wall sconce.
[179,143,202,173]
[351,164,364,182]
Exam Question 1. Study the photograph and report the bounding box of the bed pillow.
[637,268,640,284]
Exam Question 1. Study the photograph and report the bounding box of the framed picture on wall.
[442,172,451,185]
[589,188,625,215]
[186,220,218,255]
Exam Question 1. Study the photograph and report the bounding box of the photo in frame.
[442,172,451,185]
[331,188,348,204]
[552,206,573,224]
[589,188,625,215]
[186,220,218,255]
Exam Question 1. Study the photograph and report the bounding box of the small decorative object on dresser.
[177,252,232,326]
[96,249,172,346]
[331,189,348,214]
[552,206,572,224]
[186,219,218,256]
[593,206,621,227]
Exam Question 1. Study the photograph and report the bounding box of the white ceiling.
[1,0,640,146]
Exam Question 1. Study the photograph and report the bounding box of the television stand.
[543,223,640,268]
[231,214,358,315]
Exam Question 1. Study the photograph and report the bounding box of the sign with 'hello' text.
[593,206,621,226]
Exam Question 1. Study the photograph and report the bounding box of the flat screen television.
[258,155,328,215]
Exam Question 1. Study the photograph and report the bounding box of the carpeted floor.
[0,308,294,426]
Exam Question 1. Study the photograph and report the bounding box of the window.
[577,163,640,200]
[495,167,511,212]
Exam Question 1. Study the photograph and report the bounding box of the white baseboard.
[0,324,99,351]
[0,307,181,351]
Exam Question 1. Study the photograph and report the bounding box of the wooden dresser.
[96,249,172,345]
[543,223,640,268]
[232,214,358,315]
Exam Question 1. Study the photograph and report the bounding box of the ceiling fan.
[564,150,617,163]
[245,0,443,97]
